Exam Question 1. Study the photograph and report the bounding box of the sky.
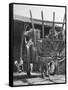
[13,4,65,26]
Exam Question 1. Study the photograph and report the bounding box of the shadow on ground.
[13,74,41,83]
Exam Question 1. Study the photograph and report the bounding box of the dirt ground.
[13,72,66,86]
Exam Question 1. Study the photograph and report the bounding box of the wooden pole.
[62,14,65,30]
[52,12,59,74]
[29,10,38,66]
[20,31,24,61]
[52,12,55,34]
[20,24,28,61]
[41,11,44,39]
[30,10,36,45]
[59,14,65,41]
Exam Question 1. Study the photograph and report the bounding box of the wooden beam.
[32,19,66,25]
[14,15,66,25]
[41,11,44,39]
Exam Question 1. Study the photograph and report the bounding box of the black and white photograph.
[9,3,66,87]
